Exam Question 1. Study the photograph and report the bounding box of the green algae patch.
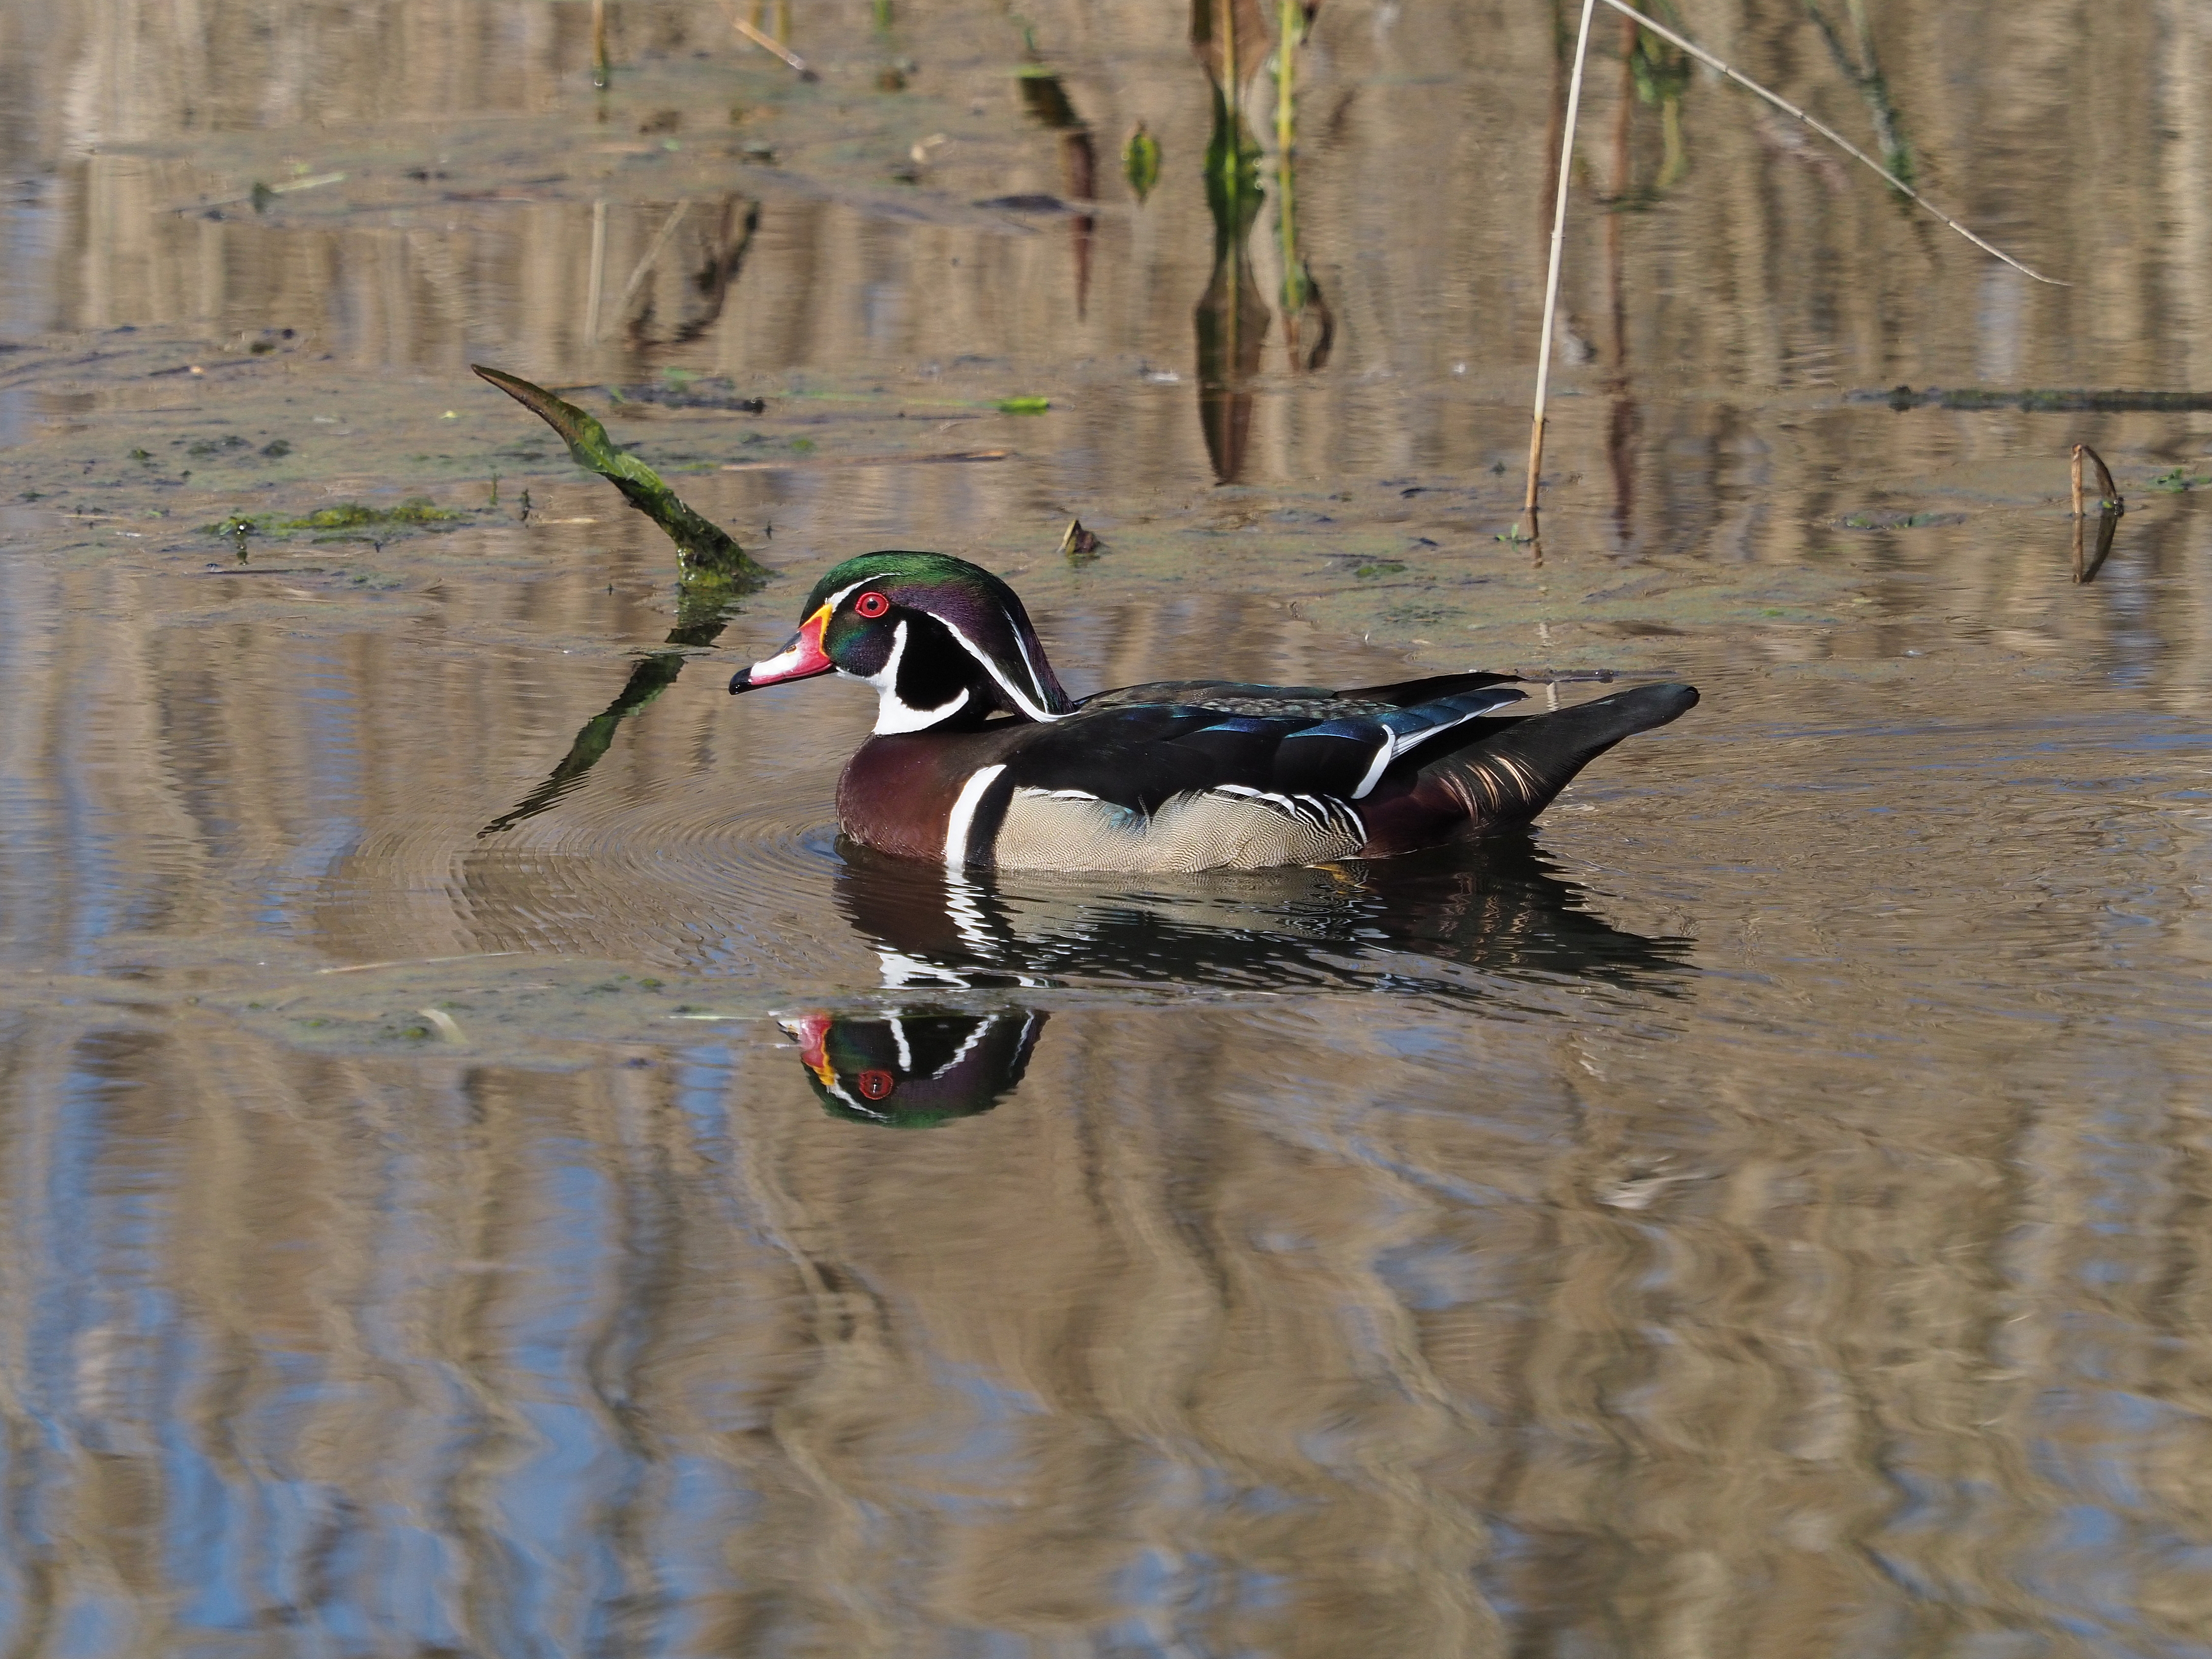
[281,498,467,531]
[202,498,474,544]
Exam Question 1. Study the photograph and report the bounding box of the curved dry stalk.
[1591,0,2063,286]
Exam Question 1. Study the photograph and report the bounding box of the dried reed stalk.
[729,8,814,77]
[1523,0,1598,522]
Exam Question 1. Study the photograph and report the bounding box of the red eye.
[856,1069,896,1100]
[854,591,891,619]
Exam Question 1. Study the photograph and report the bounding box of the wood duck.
[730,552,1697,872]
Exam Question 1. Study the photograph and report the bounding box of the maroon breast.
[835,730,1023,861]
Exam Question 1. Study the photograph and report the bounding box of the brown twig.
[2070,445,2084,519]
[729,11,816,78]
[2076,443,2122,512]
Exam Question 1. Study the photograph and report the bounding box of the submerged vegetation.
[202,498,471,543]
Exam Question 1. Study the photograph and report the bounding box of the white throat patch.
[860,619,971,734]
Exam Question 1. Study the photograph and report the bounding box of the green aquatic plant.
[1123,123,1162,203]
[1626,2,1691,192]
[471,365,761,582]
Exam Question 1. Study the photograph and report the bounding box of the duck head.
[730,552,1073,732]
[777,1008,1046,1125]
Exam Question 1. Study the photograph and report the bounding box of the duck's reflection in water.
[792,835,1690,1122]
[777,1008,1044,1126]
[835,832,1689,997]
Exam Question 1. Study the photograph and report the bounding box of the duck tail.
[1419,683,1698,831]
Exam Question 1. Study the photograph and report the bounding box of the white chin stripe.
[943,765,1008,869]
[866,619,971,733]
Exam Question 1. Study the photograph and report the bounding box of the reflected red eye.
[854,591,891,619]
[856,1069,896,1100]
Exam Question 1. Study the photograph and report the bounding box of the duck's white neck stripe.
[935,615,1063,722]
[929,1018,992,1079]
[943,765,1007,869]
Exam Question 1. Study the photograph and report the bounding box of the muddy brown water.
[4,1,2212,1653]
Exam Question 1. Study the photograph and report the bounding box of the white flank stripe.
[1351,739,1395,799]
[943,765,1008,869]
[1357,693,1522,797]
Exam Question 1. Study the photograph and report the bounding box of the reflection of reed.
[1015,69,1098,318]
[1193,109,1268,484]
[1272,0,1333,373]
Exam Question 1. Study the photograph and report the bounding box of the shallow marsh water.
[3,1,2212,1654]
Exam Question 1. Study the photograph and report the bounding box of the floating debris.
[1057,518,1104,564]
[1865,386,2212,413]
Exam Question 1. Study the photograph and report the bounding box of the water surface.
[2,2,2212,1653]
